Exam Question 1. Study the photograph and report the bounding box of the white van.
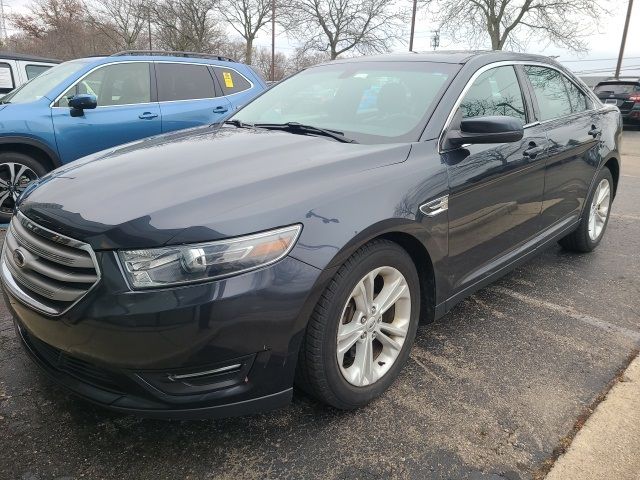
[0,52,59,98]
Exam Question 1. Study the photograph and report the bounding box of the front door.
[444,65,547,294]
[52,62,161,162]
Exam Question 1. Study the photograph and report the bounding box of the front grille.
[1,212,100,315]
[19,326,124,392]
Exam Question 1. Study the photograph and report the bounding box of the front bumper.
[2,253,322,419]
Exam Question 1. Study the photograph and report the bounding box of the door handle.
[138,112,158,120]
[588,125,601,137]
[523,142,544,158]
[213,106,229,114]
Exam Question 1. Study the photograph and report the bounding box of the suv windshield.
[231,61,457,144]
[594,82,640,96]
[1,59,92,104]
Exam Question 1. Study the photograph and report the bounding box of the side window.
[0,63,15,95]
[25,64,52,80]
[563,77,589,113]
[523,66,572,121]
[58,63,151,108]
[459,66,526,122]
[212,67,252,95]
[156,63,217,101]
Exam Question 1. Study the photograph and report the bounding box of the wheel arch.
[0,136,61,172]
[603,156,620,198]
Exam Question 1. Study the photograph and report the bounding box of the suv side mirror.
[446,115,524,147]
[69,94,97,117]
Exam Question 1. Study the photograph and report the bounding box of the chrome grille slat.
[10,219,94,269]
[1,212,101,315]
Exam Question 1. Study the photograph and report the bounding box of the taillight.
[630,95,640,102]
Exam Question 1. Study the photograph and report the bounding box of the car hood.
[19,126,412,249]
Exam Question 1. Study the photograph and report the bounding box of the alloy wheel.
[0,162,39,215]
[588,178,611,241]
[336,266,411,387]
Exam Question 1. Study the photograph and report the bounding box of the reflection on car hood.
[19,126,412,249]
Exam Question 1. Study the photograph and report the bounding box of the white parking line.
[489,286,640,343]
[611,213,640,221]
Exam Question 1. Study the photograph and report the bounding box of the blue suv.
[0,51,267,221]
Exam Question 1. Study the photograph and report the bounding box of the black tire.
[296,239,421,409]
[0,151,49,223]
[559,167,614,253]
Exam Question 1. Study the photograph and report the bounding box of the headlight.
[118,224,302,289]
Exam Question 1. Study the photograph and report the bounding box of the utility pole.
[271,0,275,81]
[409,0,417,52]
[431,30,440,50]
[0,0,8,45]
[147,2,152,50]
[615,0,634,79]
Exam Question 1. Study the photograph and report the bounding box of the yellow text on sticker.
[222,72,234,88]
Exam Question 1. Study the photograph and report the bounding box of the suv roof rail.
[110,50,237,63]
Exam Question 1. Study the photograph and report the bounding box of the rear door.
[52,62,161,162]
[522,65,601,228]
[445,64,548,294]
[155,62,232,132]
[0,60,17,97]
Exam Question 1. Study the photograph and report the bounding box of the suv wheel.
[296,240,420,409]
[0,152,48,223]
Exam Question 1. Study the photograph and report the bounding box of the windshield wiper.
[253,122,358,144]
[223,119,254,128]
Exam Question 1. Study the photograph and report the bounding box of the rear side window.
[156,63,216,101]
[25,64,52,80]
[0,63,15,94]
[524,66,572,121]
[460,65,526,122]
[563,77,589,113]
[212,67,252,95]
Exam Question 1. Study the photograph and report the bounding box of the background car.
[0,52,59,99]
[594,77,640,127]
[0,50,267,221]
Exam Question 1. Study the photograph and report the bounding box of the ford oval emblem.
[13,249,26,268]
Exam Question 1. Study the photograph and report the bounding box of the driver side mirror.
[445,115,524,147]
[69,94,97,117]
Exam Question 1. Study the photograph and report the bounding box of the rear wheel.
[559,167,613,252]
[0,152,48,223]
[296,240,420,409]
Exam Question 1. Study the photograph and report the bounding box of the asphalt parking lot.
[1,130,639,480]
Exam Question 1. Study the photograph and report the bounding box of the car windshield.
[1,59,92,104]
[231,61,458,144]
[594,82,639,96]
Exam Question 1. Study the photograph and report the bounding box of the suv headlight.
[118,224,302,289]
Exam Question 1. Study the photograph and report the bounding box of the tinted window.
[594,82,640,95]
[156,63,216,101]
[232,61,457,143]
[524,66,572,121]
[564,78,589,113]
[25,64,52,80]
[59,62,151,107]
[213,67,252,95]
[460,66,526,121]
[0,63,15,94]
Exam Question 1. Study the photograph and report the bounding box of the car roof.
[597,78,640,84]
[0,51,60,63]
[85,52,242,68]
[326,50,561,66]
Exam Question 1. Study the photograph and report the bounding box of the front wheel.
[296,240,420,409]
[559,167,614,252]
[0,152,48,223]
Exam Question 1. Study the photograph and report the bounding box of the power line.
[561,56,640,63]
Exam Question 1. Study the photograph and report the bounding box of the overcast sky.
[3,0,639,76]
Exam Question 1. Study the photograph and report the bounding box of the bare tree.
[283,0,407,59]
[151,0,223,52]
[217,0,271,64]
[86,0,148,50]
[10,0,113,58]
[433,0,604,52]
